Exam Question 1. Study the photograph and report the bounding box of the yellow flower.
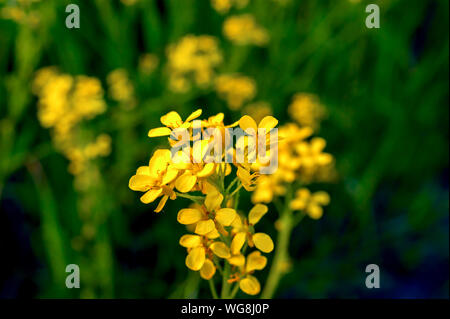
[242,101,272,123]
[228,250,267,295]
[179,234,229,279]
[223,14,269,46]
[148,109,202,138]
[128,149,179,212]
[177,191,237,235]
[107,69,135,106]
[167,35,223,92]
[232,204,274,253]
[215,74,256,110]
[290,188,330,219]
[288,93,326,131]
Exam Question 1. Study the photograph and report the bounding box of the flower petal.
[195,219,216,235]
[238,115,257,134]
[129,175,155,191]
[177,208,203,224]
[175,171,197,192]
[154,195,169,212]
[307,204,323,219]
[148,127,172,137]
[215,208,237,226]
[210,242,231,259]
[162,166,179,185]
[231,232,246,255]
[185,247,205,271]
[258,116,278,131]
[196,163,215,178]
[228,254,245,266]
[246,251,267,272]
[161,111,182,128]
[239,275,260,295]
[179,234,202,248]
[205,191,223,212]
[200,259,216,280]
[248,204,268,225]
[252,233,274,253]
[140,188,163,204]
[185,109,202,122]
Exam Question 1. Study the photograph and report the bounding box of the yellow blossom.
[223,14,269,46]
[290,188,330,219]
[288,93,326,131]
[215,74,256,110]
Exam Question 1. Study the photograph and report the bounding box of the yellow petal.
[307,204,323,219]
[200,259,216,280]
[179,234,202,248]
[177,208,203,224]
[238,115,257,134]
[162,166,179,185]
[311,137,326,152]
[185,247,205,271]
[161,111,182,128]
[239,275,260,295]
[175,171,197,192]
[154,195,169,212]
[228,254,245,266]
[252,233,274,253]
[148,127,172,137]
[215,208,237,226]
[129,175,154,191]
[246,251,267,272]
[258,116,278,131]
[196,163,215,178]
[231,232,246,255]
[195,219,216,235]
[205,191,223,212]
[311,191,330,205]
[185,109,202,122]
[136,166,150,175]
[140,188,163,204]
[209,242,231,258]
[248,204,268,225]
[205,228,220,239]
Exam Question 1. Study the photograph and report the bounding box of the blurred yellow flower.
[290,188,330,219]
[288,93,326,131]
[215,74,257,110]
[138,53,159,75]
[167,35,223,92]
[107,69,136,107]
[223,14,269,46]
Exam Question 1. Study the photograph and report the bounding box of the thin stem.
[221,262,231,299]
[230,282,240,299]
[209,279,219,299]
[175,192,205,203]
[225,176,240,194]
[228,182,243,199]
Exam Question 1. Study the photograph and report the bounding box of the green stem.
[221,262,231,299]
[261,188,294,299]
[209,279,219,299]
[175,192,205,203]
[230,282,240,299]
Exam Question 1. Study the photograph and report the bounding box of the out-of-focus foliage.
[0,0,448,298]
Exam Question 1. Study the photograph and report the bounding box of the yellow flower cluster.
[107,69,136,107]
[290,188,330,219]
[252,123,333,206]
[211,0,249,14]
[32,67,111,176]
[215,74,257,110]
[167,35,223,92]
[129,109,279,296]
[288,93,326,131]
[223,14,269,46]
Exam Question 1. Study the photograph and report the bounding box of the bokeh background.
[0,0,448,298]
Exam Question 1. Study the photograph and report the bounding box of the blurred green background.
[0,0,448,298]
